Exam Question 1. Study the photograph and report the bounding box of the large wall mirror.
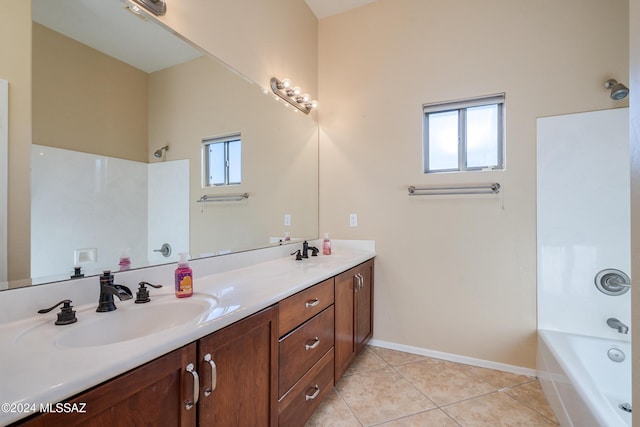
[21,0,318,287]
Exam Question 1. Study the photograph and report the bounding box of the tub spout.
[607,318,629,334]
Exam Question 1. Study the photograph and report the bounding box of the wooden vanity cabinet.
[15,306,278,427]
[334,259,374,383]
[197,305,278,426]
[277,278,335,426]
[15,343,198,427]
[13,258,374,427]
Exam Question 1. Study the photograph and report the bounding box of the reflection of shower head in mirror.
[154,145,169,158]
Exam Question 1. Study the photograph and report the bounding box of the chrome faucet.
[97,270,132,312]
[607,317,629,334]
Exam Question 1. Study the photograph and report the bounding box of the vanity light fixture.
[270,77,318,114]
[123,0,166,16]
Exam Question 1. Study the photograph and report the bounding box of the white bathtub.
[537,329,632,427]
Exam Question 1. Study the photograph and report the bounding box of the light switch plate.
[349,213,358,227]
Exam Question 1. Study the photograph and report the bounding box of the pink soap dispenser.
[322,233,332,255]
[175,253,193,298]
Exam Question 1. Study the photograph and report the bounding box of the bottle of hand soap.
[118,248,131,271]
[322,233,332,255]
[175,253,193,298]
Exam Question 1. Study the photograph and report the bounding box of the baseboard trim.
[368,339,537,378]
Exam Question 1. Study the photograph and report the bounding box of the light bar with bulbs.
[270,77,318,114]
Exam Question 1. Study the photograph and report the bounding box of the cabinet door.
[355,260,374,354]
[334,266,357,383]
[16,344,198,427]
[197,305,278,427]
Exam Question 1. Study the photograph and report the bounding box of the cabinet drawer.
[279,278,334,336]
[278,349,334,427]
[279,305,334,396]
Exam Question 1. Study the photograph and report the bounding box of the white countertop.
[0,241,375,425]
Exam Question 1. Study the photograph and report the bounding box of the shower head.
[604,79,629,100]
[154,145,169,158]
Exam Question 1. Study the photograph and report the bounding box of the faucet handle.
[291,250,303,261]
[38,300,78,325]
[135,281,163,304]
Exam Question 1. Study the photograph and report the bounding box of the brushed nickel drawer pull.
[305,385,320,401]
[305,298,320,308]
[185,363,199,410]
[305,337,320,350]
[203,353,217,397]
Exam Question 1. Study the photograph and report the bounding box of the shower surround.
[536,108,631,426]
[537,108,630,337]
[31,145,188,283]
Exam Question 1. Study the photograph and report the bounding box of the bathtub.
[537,329,632,427]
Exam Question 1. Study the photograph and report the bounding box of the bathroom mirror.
[19,0,318,286]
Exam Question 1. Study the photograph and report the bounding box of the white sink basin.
[15,294,218,348]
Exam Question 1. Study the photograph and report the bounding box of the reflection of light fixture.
[270,77,318,114]
[123,0,166,16]
[154,145,169,158]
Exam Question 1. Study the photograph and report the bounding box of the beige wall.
[0,0,31,286]
[318,0,629,368]
[629,0,639,418]
[156,0,318,102]
[148,56,318,257]
[33,23,148,162]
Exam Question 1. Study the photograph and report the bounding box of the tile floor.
[306,346,559,427]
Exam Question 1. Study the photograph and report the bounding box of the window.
[203,134,241,186]
[423,94,504,173]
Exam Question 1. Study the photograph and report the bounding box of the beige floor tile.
[344,346,388,376]
[504,381,558,423]
[336,366,436,426]
[461,364,534,389]
[377,409,460,426]
[443,392,559,427]
[305,389,361,427]
[394,359,495,406]
[370,346,427,366]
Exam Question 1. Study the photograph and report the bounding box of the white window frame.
[422,93,505,173]
[202,133,242,187]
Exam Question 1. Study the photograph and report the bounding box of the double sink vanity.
[0,240,375,426]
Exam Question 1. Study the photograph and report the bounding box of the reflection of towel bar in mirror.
[197,193,250,203]
[408,183,500,196]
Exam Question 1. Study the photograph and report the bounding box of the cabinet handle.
[203,354,217,397]
[358,273,364,289]
[305,385,320,401]
[305,337,320,350]
[185,363,199,410]
[305,298,320,308]
[354,274,363,291]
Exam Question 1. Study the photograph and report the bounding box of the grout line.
[500,387,560,425]
[326,346,556,427]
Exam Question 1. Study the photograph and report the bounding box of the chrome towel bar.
[197,193,249,203]
[408,183,500,196]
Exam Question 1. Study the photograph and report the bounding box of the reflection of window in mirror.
[203,134,242,186]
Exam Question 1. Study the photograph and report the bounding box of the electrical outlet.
[349,213,358,227]
[284,214,291,226]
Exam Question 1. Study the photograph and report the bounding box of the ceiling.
[32,0,202,73]
[32,0,377,73]
[304,0,378,19]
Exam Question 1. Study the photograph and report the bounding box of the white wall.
[537,108,630,339]
[147,160,189,264]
